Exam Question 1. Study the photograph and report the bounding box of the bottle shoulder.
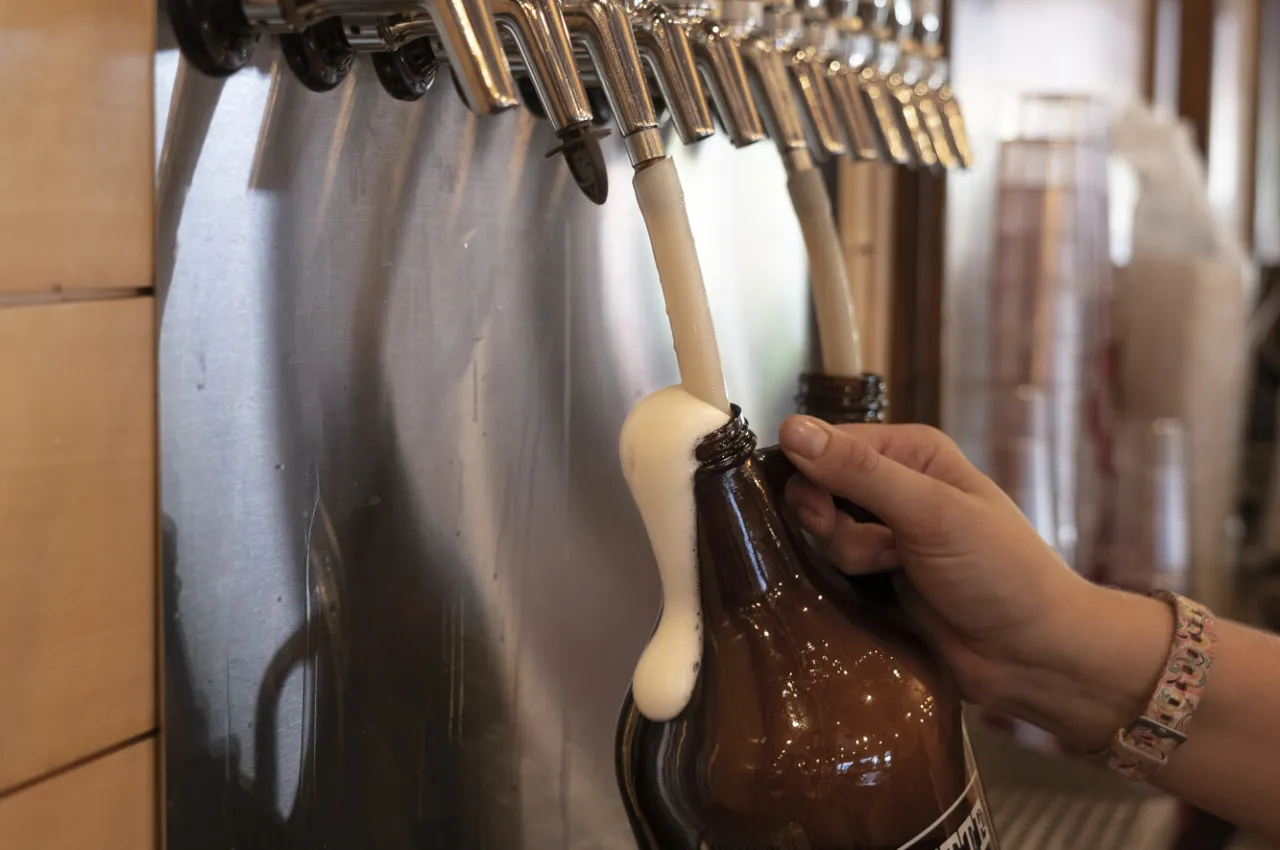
[695,583,968,817]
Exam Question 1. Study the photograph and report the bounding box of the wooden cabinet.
[0,739,157,850]
[0,0,158,843]
[0,0,155,294]
[0,298,157,794]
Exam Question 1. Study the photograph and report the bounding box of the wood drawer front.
[0,299,157,793]
[0,738,156,850]
[0,0,154,294]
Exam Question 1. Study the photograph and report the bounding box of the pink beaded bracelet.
[1102,590,1217,781]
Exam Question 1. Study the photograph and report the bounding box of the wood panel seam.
[0,731,157,801]
[0,287,154,309]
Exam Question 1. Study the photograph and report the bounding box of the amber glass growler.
[615,407,996,850]
[797,372,889,425]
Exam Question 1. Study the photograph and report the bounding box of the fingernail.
[782,416,830,460]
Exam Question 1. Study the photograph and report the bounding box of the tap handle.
[546,125,612,203]
[168,0,261,77]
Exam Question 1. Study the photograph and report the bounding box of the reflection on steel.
[876,28,937,167]
[157,46,812,848]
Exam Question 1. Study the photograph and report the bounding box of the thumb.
[778,415,948,531]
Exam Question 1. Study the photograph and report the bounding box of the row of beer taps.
[169,0,971,203]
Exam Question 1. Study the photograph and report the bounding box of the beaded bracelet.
[1103,590,1217,781]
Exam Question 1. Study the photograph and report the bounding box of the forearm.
[993,584,1280,841]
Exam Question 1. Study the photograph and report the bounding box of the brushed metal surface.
[156,46,811,849]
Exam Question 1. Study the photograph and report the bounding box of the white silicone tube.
[787,167,863,376]
[633,158,731,414]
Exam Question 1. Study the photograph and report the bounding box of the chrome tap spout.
[561,0,667,167]
[629,0,717,145]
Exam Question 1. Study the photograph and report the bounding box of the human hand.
[778,415,1097,713]
[780,416,1280,840]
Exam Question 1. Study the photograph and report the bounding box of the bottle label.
[897,725,999,850]
[934,800,994,850]
[894,780,994,850]
[696,730,999,850]
[696,783,996,850]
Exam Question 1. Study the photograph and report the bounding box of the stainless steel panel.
[157,46,812,849]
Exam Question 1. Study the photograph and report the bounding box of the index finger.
[828,423,992,496]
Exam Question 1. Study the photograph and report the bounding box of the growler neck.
[694,405,756,471]
[693,407,809,609]
[796,372,889,425]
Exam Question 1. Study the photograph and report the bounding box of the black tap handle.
[546,122,611,205]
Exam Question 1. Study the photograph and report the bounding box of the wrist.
[989,583,1173,751]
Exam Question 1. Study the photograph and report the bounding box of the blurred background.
[936,4,1275,846]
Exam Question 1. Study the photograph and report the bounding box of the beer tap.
[917,0,972,167]
[729,0,863,375]
[339,13,448,101]
[168,0,520,112]
[809,0,880,161]
[869,0,937,167]
[371,0,640,204]
[627,0,718,145]
[656,0,766,147]
[558,0,675,169]
[887,0,954,168]
[836,0,910,164]
[728,0,815,173]
[765,1,847,162]
[353,0,703,200]
[489,0,615,201]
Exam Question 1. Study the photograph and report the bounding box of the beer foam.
[620,385,730,722]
